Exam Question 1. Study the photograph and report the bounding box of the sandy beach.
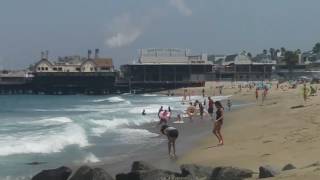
[177,82,320,179]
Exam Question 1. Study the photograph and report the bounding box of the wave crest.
[0,124,89,156]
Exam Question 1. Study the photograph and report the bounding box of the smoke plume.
[105,14,144,48]
[169,0,192,16]
[105,1,192,48]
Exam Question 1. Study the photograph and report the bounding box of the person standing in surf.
[159,110,169,125]
[213,101,224,146]
[158,106,163,119]
[161,125,179,158]
[208,97,214,120]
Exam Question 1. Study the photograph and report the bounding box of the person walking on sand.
[255,88,259,101]
[208,97,214,120]
[187,102,196,121]
[303,83,308,102]
[227,99,232,111]
[202,88,205,97]
[262,86,268,104]
[161,125,179,158]
[213,101,224,146]
[199,102,204,120]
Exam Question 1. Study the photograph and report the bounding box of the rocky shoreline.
[31,160,318,180]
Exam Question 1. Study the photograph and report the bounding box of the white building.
[138,48,208,64]
[34,58,114,73]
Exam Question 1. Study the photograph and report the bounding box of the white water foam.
[90,118,130,136]
[92,98,110,103]
[21,117,73,126]
[141,94,158,97]
[212,95,232,101]
[116,128,160,145]
[1,176,31,180]
[0,124,89,156]
[90,117,157,137]
[107,96,126,103]
[80,152,100,163]
[128,104,165,114]
[93,96,130,104]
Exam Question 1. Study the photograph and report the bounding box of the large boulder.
[31,166,72,180]
[69,165,114,180]
[259,165,280,179]
[282,164,296,171]
[131,161,156,172]
[116,169,183,180]
[180,164,212,180]
[117,161,186,180]
[210,166,253,180]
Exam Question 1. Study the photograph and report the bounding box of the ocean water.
[0,94,232,180]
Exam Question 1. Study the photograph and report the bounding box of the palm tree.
[312,43,320,54]
[283,51,299,79]
[269,48,275,60]
[263,49,268,55]
[280,47,286,56]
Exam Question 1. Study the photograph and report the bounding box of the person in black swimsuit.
[161,125,179,158]
[213,101,224,145]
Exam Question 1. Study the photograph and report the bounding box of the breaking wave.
[0,124,89,156]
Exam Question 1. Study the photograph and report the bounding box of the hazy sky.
[0,0,319,69]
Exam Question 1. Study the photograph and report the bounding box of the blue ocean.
[0,94,232,179]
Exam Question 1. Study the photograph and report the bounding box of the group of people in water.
[155,95,227,158]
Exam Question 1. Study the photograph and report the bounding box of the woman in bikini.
[213,101,224,145]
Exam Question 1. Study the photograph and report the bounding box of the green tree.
[269,48,275,60]
[247,52,252,58]
[312,42,320,53]
[283,51,299,79]
[280,47,286,56]
[263,49,268,55]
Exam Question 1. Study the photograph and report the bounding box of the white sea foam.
[81,152,100,163]
[107,96,126,103]
[23,117,73,126]
[93,96,130,104]
[0,124,89,156]
[141,94,158,97]
[212,95,232,101]
[128,104,165,114]
[90,118,130,136]
[92,98,110,103]
[116,128,160,144]
[90,117,157,136]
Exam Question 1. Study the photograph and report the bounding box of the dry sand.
[177,82,320,179]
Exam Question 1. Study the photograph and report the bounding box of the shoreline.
[66,92,248,177]
[92,105,247,176]
[27,81,320,179]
